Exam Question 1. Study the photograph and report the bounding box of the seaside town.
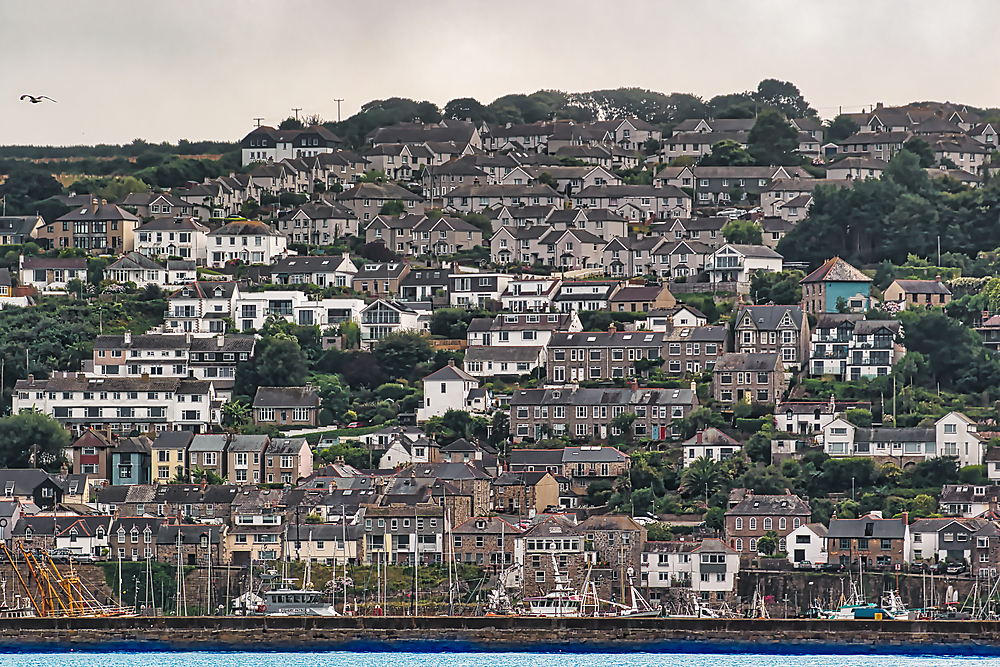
[6,82,1000,623]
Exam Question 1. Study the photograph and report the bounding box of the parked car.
[71,553,97,564]
[793,560,814,570]
[820,562,843,573]
[47,548,73,563]
[909,561,927,574]
[717,208,742,219]
[945,562,968,575]
[347,422,361,428]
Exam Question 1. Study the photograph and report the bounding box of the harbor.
[6,615,1000,654]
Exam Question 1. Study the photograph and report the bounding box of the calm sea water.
[0,653,994,667]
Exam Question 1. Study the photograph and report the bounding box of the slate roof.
[266,438,309,455]
[252,386,320,408]
[801,257,872,284]
[207,220,283,237]
[511,449,565,467]
[713,352,781,372]
[463,346,544,363]
[827,514,907,539]
[422,363,477,383]
[890,279,952,295]
[152,431,194,450]
[854,427,935,444]
[726,494,811,516]
[737,305,804,331]
[135,216,209,232]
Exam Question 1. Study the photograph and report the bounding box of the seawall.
[5,616,1000,654]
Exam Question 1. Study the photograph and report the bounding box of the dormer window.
[214,287,223,298]
[182,288,190,297]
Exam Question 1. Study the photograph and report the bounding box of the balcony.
[813,350,848,359]
[815,334,850,343]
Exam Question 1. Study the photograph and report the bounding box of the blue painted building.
[111,436,152,486]
[800,257,872,315]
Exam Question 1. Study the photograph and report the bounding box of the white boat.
[523,556,582,617]
[257,588,341,616]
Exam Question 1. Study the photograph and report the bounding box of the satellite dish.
[0,519,7,528]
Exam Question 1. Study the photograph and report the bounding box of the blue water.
[0,654,994,667]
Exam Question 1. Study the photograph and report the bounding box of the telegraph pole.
[334,99,344,123]
[253,118,264,128]
[291,108,302,121]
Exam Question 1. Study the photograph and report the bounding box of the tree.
[698,140,754,167]
[722,219,763,245]
[704,506,725,532]
[747,110,802,166]
[903,138,936,168]
[754,78,815,118]
[379,200,406,215]
[680,456,726,500]
[750,269,804,305]
[0,412,69,469]
[278,117,304,130]
[825,115,861,143]
[221,400,251,431]
[844,408,872,428]
[372,331,433,382]
[611,412,638,443]
[745,430,773,464]
[536,172,558,190]
[443,97,494,124]
[234,336,308,397]
[756,530,779,556]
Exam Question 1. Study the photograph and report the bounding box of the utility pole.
[253,118,264,128]
[334,99,344,123]
[291,108,302,121]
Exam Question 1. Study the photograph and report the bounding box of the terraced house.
[510,386,698,442]
[546,327,668,383]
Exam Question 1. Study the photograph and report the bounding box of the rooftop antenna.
[253,118,264,128]
[334,99,344,123]
[291,108,302,121]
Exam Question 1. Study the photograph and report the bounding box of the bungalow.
[253,386,321,428]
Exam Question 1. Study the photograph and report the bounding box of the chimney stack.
[124,331,131,345]
[217,335,224,347]
[448,358,455,367]
[608,322,617,334]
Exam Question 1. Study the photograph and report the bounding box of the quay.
[3,616,1000,654]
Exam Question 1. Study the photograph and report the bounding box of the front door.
[794,549,806,562]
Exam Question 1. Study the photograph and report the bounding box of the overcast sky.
[4,0,999,146]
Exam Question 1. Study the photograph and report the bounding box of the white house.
[680,428,743,467]
[705,244,783,287]
[206,220,288,268]
[104,252,167,288]
[166,281,240,334]
[13,372,218,436]
[641,539,739,604]
[378,434,436,469]
[937,412,985,467]
[416,360,479,423]
[233,291,365,332]
[500,277,562,312]
[822,414,983,468]
[20,256,87,292]
[359,299,430,346]
[134,216,210,263]
[270,253,357,288]
[786,523,828,565]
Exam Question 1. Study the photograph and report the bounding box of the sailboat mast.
[342,505,348,615]
[413,506,419,616]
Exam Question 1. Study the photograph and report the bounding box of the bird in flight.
[20,95,56,104]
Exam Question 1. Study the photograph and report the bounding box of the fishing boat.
[257,588,341,616]
[523,556,582,617]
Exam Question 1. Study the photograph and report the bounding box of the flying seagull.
[20,95,56,103]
